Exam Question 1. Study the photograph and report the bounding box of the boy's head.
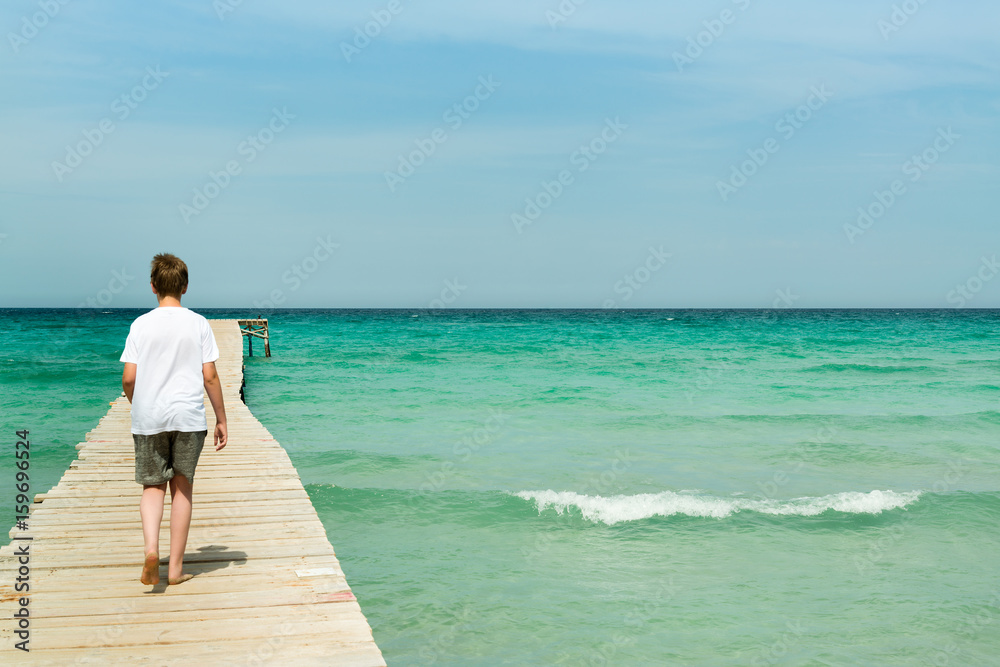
[150,253,188,299]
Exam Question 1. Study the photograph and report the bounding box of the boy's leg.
[134,432,173,585]
[140,483,168,554]
[165,430,206,583]
[139,483,167,584]
[167,473,194,582]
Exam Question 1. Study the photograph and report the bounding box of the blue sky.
[1,0,998,308]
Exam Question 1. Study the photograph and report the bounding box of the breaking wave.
[512,489,921,525]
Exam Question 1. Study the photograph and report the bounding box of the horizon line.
[2,307,997,312]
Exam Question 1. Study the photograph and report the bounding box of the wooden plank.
[1,615,378,650]
[2,574,353,605]
[0,319,385,665]
[28,488,310,508]
[0,555,345,589]
[7,639,386,667]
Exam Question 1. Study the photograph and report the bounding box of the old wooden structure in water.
[238,318,271,357]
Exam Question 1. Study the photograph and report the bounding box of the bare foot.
[140,551,159,585]
[167,573,194,585]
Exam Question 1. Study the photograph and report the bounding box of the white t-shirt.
[119,307,220,435]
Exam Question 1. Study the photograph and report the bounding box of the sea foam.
[513,489,921,525]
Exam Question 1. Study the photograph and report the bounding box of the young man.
[120,253,228,585]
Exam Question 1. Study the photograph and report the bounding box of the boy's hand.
[214,422,228,451]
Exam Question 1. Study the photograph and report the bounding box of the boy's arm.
[203,362,228,451]
[122,363,137,402]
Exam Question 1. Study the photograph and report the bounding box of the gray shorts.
[133,430,207,485]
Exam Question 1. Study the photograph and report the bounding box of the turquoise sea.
[2,308,999,665]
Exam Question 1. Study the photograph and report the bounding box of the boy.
[120,253,228,586]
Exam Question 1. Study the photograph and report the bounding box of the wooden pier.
[239,319,271,357]
[0,319,385,665]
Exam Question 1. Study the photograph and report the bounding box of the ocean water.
[2,308,999,665]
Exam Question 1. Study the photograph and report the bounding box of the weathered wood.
[238,318,271,357]
[0,319,384,665]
